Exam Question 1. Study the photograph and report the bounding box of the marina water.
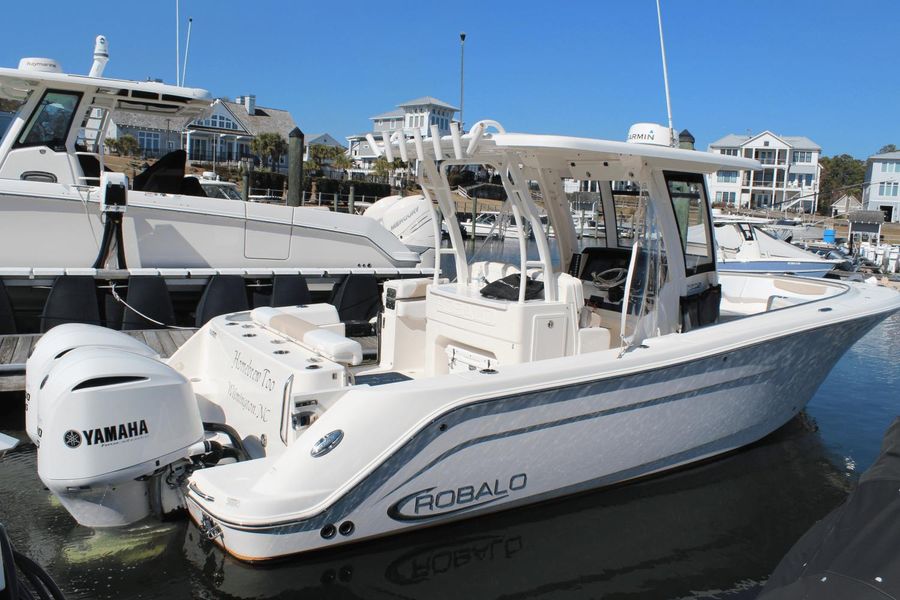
[0,238,897,599]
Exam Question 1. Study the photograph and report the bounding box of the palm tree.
[333,152,352,171]
[251,132,288,171]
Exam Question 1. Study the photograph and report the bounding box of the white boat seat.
[385,277,433,300]
[251,305,362,365]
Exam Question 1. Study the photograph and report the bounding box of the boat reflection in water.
[180,416,848,600]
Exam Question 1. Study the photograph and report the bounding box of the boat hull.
[0,186,421,269]
[187,312,884,561]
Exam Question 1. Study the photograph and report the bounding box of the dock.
[0,329,195,393]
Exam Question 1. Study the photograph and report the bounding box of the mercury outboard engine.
[35,345,204,527]
[364,194,435,253]
[25,324,159,445]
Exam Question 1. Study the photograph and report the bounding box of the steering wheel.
[590,267,628,289]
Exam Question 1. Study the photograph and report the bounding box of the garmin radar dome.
[626,123,673,147]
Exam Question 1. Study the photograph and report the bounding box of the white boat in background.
[713,217,840,277]
[189,172,243,201]
[457,211,503,238]
[0,36,434,272]
[27,120,900,562]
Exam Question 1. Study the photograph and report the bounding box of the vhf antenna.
[656,0,675,147]
[175,0,180,85]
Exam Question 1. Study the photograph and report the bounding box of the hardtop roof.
[0,66,212,118]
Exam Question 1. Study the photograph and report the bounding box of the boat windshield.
[567,181,606,242]
[201,182,243,201]
[15,90,81,151]
[622,185,670,347]
[612,182,641,248]
[664,171,715,276]
[0,92,32,146]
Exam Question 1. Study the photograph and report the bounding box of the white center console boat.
[0,37,433,273]
[26,120,900,561]
[713,214,840,277]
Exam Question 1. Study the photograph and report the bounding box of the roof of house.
[109,109,193,132]
[871,151,900,160]
[848,210,885,224]
[219,100,296,138]
[305,133,346,149]
[112,97,298,139]
[397,96,459,110]
[709,132,821,151]
[370,109,405,120]
[833,194,862,208]
[782,136,820,150]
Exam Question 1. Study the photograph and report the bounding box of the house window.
[792,151,812,163]
[881,162,899,173]
[720,148,738,156]
[717,170,738,183]
[756,150,774,163]
[879,182,899,197]
[715,191,736,204]
[137,131,160,154]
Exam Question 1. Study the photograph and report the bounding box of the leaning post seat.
[251,305,362,366]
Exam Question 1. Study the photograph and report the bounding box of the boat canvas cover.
[758,417,900,599]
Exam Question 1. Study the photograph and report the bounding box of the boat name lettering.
[231,351,276,391]
[66,419,149,448]
[226,382,271,423]
[387,473,527,522]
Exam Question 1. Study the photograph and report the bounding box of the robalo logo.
[388,473,527,522]
[63,430,82,448]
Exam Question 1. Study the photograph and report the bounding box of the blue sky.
[2,1,897,158]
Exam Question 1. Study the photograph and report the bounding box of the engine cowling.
[365,194,435,252]
[25,324,158,445]
[36,346,203,527]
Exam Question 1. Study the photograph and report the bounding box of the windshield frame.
[13,88,83,152]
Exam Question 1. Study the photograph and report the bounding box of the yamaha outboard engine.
[25,324,158,445]
[36,346,204,527]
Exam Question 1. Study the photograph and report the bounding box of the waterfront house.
[110,94,298,173]
[707,131,822,212]
[347,96,459,175]
[863,151,900,223]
